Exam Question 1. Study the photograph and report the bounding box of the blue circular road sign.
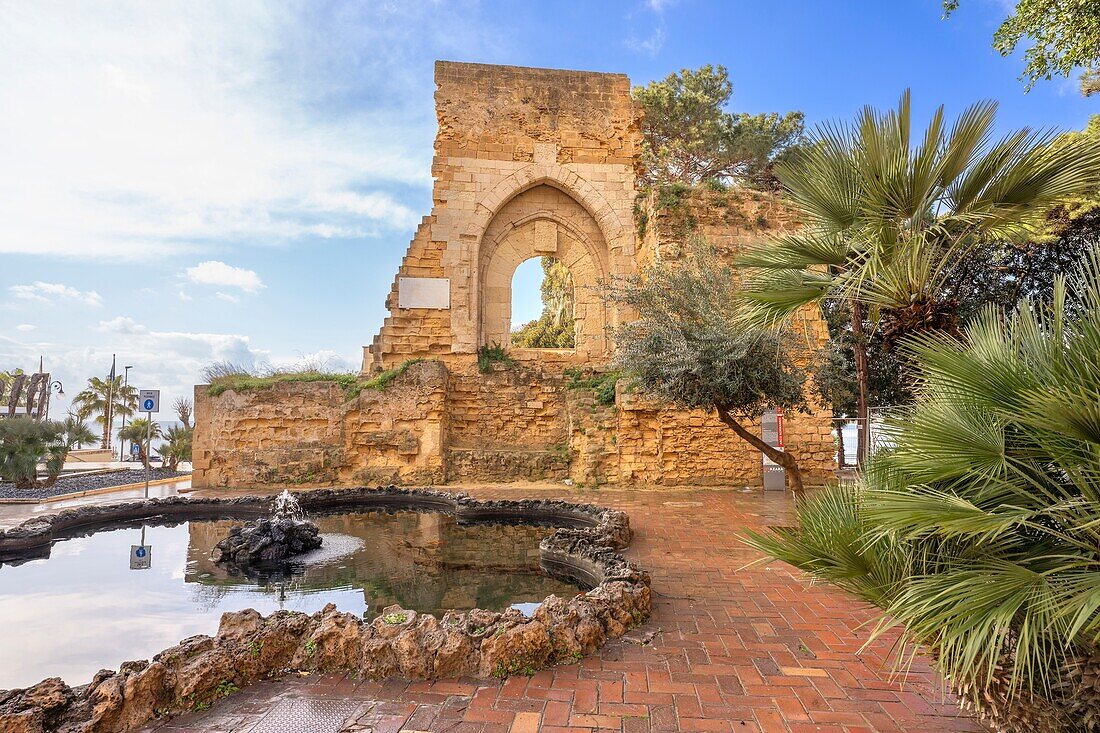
[143,398,155,410]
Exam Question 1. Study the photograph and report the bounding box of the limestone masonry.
[192,61,835,489]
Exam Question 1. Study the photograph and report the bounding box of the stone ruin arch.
[477,183,611,356]
[364,62,641,371]
[191,61,838,492]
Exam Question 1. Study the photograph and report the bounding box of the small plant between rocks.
[477,342,514,373]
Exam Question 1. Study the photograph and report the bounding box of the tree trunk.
[850,299,870,465]
[715,406,804,493]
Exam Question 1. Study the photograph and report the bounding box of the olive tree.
[603,240,810,490]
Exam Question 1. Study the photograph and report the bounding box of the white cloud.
[15,324,35,332]
[1,319,270,421]
[9,282,103,307]
[269,349,355,373]
[185,261,264,294]
[305,191,419,230]
[0,2,497,260]
[216,292,240,303]
[97,316,148,335]
[626,26,666,56]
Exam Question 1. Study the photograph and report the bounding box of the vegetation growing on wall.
[476,343,514,373]
[204,359,428,400]
[564,368,621,407]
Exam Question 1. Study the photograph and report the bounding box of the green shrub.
[745,248,1100,732]
[0,417,67,489]
[477,343,514,373]
[564,368,621,407]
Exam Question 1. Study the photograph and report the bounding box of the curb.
[0,475,192,506]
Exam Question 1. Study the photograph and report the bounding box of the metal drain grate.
[246,698,364,733]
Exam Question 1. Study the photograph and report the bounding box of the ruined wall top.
[434,61,641,166]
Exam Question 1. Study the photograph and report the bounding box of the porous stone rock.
[479,619,554,678]
[290,604,362,671]
[212,516,322,566]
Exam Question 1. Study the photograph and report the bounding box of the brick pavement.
[142,485,981,733]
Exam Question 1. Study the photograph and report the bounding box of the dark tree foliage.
[815,301,914,417]
[603,239,810,490]
[632,65,805,190]
[815,209,1100,417]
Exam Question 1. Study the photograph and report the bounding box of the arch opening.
[510,256,576,350]
[478,184,610,358]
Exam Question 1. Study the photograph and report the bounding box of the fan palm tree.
[736,90,1100,460]
[118,418,162,468]
[159,424,192,470]
[744,247,1100,732]
[61,415,96,450]
[0,417,67,489]
[72,375,137,449]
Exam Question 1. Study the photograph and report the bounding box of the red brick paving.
[143,486,981,732]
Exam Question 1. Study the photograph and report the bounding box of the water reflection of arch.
[183,512,580,618]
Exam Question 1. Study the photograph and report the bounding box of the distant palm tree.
[159,424,192,470]
[118,417,161,468]
[61,415,96,450]
[72,375,137,449]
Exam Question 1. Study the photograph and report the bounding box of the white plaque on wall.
[398,277,450,309]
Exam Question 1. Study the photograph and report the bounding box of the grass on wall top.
[205,359,426,400]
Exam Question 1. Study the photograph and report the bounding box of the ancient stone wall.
[368,61,641,371]
[192,62,837,491]
[192,362,449,489]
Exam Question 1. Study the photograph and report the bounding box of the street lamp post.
[43,380,63,422]
[118,366,133,462]
[37,356,64,421]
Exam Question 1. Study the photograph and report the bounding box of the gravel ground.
[0,469,190,500]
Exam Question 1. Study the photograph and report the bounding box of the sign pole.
[144,410,151,500]
[131,388,160,569]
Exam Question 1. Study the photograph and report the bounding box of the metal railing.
[832,407,899,467]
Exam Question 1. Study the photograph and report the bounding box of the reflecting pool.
[0,510,583,689]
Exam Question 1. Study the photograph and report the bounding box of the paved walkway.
[127,485,978,732]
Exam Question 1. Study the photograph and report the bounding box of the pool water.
[0,510,583,689]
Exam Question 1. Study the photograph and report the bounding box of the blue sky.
[1,0,1096,416]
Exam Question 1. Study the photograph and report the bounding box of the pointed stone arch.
[470,163,631,256]
[476,184,610,358]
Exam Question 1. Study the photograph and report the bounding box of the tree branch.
[715,405,804,492]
